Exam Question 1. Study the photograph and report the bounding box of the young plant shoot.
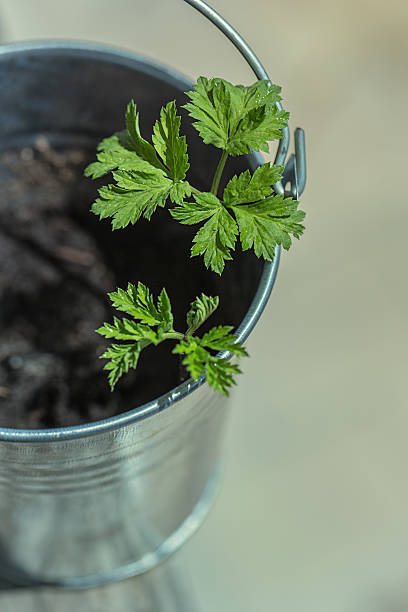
[86,77,305,396]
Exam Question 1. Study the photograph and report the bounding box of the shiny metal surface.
[0,383,226,587]
[0,41,280,585]
[0,547,200,611]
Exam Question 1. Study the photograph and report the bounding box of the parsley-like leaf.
[100,342,143,391]
[206,359,242,395]
[85,101,166,179]
[171,164,304,270]
[97,283,175,390]
[200,326,248,356]
[223,163,283,206]
[173,328,247,396]
[84,132,162,179]
[186,294,219,335]
[125,101,166,171]
[231,194,305,260]
[183,78,230,152]
[108,282,172,329]
[157,287,174,333]
[171,192,238,275]
[86,100,191,228]
[92,171,172,229]
[173,338,208,380]
[97,317,160,344]
[183,77,289,155]
[152,100,189,182]
[97,283,247,394]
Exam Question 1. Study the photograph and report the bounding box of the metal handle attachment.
[282,128,306,198]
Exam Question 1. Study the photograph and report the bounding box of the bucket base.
[0,462,222,589]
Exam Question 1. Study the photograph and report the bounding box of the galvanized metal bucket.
[0,0,303,588]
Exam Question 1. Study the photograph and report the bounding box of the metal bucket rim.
[0,40,280,442]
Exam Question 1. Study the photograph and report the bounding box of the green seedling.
[86,77,305,395]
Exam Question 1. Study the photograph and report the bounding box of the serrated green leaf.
[92,171,172,229]
[183,77,288,155]
[133,283,162,324]
[199,325,233,344]
[186,294,219,334]
[223,163,283,206]
[171,192,238,275]
[96,317,160,343]
[184,352,206,380]
[84,99,167,180]
[84,131,164,180]
[172,327,247,395]
[125,101,166,171]
[183,77,231,150]
[227,80,288,154]
[190,211,238,275]
[242,80,282,110]
[206,359,242,396]
[169,181,192,205]
[200,326,248,357]
[108,283,161,325]
[231,194,306,260]
[228,104,289,155]
[104,283,174,338]
[170,190,219,225]
[86,100,192,226]
[98,283,179,389]
[152,100,189,182]
[84,134,149,179]
[157,288,173,332]
[100,342,142,390]
[173,337,208,380]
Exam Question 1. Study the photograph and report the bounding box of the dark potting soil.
[0,140,262,429]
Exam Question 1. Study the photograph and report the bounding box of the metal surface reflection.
[0,557,198,611]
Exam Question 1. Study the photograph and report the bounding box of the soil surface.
[0,140,260,429]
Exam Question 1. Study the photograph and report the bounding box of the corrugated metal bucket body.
[0,42,278,587]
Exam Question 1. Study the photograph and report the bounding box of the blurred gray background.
[0,0,407,610]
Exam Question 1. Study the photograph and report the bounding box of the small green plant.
[85,77,305,395]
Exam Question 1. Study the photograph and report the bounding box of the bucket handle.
[184,0,306,197]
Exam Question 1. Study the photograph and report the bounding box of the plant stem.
[163,331,184,341]
[210,150,228,196]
